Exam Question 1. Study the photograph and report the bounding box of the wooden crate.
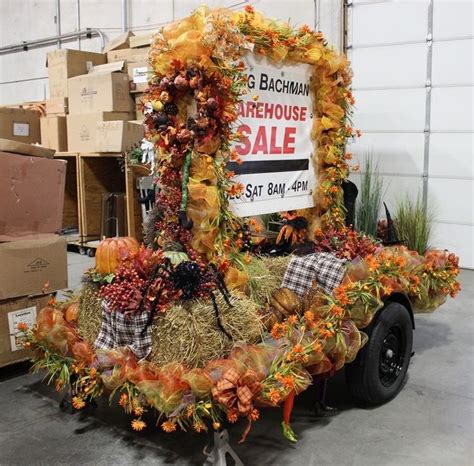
[54,152,80,238]
[78,153,126,241]
[125,163,151,242]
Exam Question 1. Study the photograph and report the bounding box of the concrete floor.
[0,252,473,465]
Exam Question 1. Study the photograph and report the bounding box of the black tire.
[346,302,413,406]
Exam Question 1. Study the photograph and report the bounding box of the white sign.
[8,306,37,351]
[229,55,316,217]
[133,67,149,84]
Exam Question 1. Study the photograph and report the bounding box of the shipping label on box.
[13,122,30,137]
[8,306,37,351]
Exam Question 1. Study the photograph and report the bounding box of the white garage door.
[346,0,474,269]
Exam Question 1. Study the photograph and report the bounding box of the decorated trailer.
[19,6,460,465]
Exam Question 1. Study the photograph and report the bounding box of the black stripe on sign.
[228,159,309,175]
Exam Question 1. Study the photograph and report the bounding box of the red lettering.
[246,101,255,118]
[300,107,307,121]
[269,126,282,154]
[235,124,251,156]
[283,127,296,154]
[255,102,264,119]
[253,126,268,154]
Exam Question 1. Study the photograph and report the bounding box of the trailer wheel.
[346,302,413,406]
[87,248,95,258]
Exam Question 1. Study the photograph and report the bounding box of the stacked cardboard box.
[66,61,143,152]
[0,107,41,144]
[41,49,108,152]
[0,142,68,367]
[127,32,154,122]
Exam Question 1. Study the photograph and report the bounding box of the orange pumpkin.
[95,237,140,275]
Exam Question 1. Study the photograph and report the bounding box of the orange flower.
[304,310,315,322]
[281,375,295,390]
[245,4,255,14]
[271,323,285,339]
[227,409,238,423]
[331,305,344,317]
[118,393,128,408]
[313,341,323,352]
[186,405,194,418]
[193,421,205,433]
[212,421,221,430]
[228,182,244,197]
[293,344,303,354]
[287,314,298,325]
[131,419,146,431]
[299,24,312,35]
[344,152,353,160]
[16,322,28,331]
[89,367,97,378]
[249,408,260,421]
[268,388,281,404]
[366,254,379,271]
[133,406,144,416]
[72,396,86,410]
[161,420,177,433]
[333,285,350,305]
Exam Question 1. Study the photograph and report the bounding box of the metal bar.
[56,0,62,49]
[432,220,474,227]
[0,76,48,86]
[0,28,105,54]
[121,0,128,32]
[347,35,474,50]
[422,0,434,211]
[355,129,474,134]
[352,83,474,91]
[77,0,81,50]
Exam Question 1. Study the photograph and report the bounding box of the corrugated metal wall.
[347,0,473,268]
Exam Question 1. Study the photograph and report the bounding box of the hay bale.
[150,293,263,368]
[246,255,292,306]
[77,283,103,347]
[76,285,264,368]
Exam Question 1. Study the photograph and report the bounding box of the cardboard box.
[96,120,144,153]
[104,31,135,53]
[68,61,134,114]
[130,33,154,49]
[127,61,152,93]
[0,235,67,300]
[40,116,67,152]
[0,153,66,240]
[0,107,41,144]
[0,138,54,158]
[107,47,150,63]
[0,294,52,368]
[46,97,68,115]
[134,94,144,120]
[67,112,133,152]
[47,49,107,99]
